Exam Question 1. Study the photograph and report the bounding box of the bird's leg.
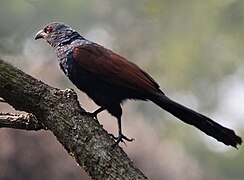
[111,117,134,146]
[87,107,105,119]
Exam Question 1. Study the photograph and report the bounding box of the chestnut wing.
[73,43,162,95]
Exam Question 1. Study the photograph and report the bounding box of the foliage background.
[0,0,243,179]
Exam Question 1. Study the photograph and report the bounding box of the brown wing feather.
[73,44,162,95]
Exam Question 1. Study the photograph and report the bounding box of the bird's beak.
[34,29,46,40]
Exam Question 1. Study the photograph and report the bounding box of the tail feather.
[151,95,242,148]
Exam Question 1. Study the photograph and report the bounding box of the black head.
[35,22,81,47]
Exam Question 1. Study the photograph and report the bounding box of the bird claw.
[0,98,6,103]
[86,112,98,119]
[109,133,134,147]
[84,107,105,120]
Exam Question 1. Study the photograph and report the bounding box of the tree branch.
[0,112,45,130]
[0,59,147,180]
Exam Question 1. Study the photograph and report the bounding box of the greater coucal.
[35,22,242,147]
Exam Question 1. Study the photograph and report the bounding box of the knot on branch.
[54,88,78,100]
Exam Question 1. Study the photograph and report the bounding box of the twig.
[0,112,46,130]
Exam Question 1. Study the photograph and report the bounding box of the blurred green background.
[0,0,243,179]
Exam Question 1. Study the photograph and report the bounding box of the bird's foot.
[86,112,98,119]
[80,111,97,119]
[109,133,134,147]
[85,107,105,119]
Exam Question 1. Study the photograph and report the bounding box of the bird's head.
[35,22,81,47]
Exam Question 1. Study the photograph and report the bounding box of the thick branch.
[0,112,45,130]
[0,59,147,180]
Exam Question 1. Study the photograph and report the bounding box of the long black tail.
[151,95,242,148]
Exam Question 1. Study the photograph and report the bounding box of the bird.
[35,22,242,147]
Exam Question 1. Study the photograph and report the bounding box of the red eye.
[45,27,52,33]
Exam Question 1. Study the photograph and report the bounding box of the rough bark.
[0,59,147,180]
[0,112,45,130]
